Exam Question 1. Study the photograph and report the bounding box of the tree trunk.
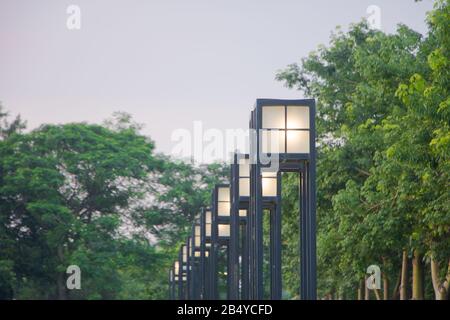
[412,249,424,300]
[430,256,450,300]
[374,287,381,300]
[383,274,389,300]
[400,249,408,300]
[57,272,67,300]
[364,276,370,300]
[339,288,345,300]
[392,270,401,300]
[357,279,364,300]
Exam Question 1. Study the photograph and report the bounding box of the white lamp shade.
[205,224,211,237]
[205,211,212,223]
[261,170,277,178]
[238,157,250,196]
[239,177,250,196]
[218,201,230,216]
[287,106,309,129]
[239,209,247,217]
[218,224,230,237]
[193,250,209,257]
[262,177,277,197]
[287,130,309,153]
[195,225,200,237]
[174,261,179,275]
[238,158,250,176]
[262,106,285,129]
[182,245,187,263]
[261,105,310,154]
[195,225,201,247]
[261,130,285,153]
[218,187,230,202]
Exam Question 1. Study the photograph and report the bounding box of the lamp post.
[249,99,317,300]
[186,236,193,299]
[179,243,189,299]
[169,268,175,300]
[200,208,212,299]
[210,184,232,299]
[229,153,251,300]
[230,152,282,300]
[175,258,182,299]
[189,221,203,300]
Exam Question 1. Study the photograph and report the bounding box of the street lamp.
[178,243,189,299]
[230,152,282,300]
[189,221,203,300]
[175,257,184,300]
[249,99,316,300]
[200,208,212,299]
[170,265,177,300]
[229,153,250,300]
[210,184,232,299]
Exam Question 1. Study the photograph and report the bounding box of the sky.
[0,0,435,160]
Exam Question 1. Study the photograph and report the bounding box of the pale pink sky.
[0,0,434,158]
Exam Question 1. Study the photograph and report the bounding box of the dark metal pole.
[186,240,191,300]
[271,171,282,299]
[249,110,257,300]
[300,168,307,300]
[189,234,197,300]
[307,101,317,299]
[249,162,256,299]
[255,165,264,299]
[229,157,239,299]
[241,220,249,299]
[193,257,200,299]
[227,244,232,300]
[205,250,210,299]
[178,249,183,300]
[211,191,218,299]
[248,166,254,300]
[200,209,206,300]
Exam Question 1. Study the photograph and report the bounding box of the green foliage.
[144,156,228,246]
[1,0,448,300]
[0,110,224,299]
[277,0,449,298]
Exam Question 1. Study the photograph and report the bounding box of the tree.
[392,0,450,299]
[276,0,449,299]
[0,105,26,299]
[0,117,162,299]
[144,157,228,246]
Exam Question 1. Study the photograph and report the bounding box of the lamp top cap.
[215,183,230,188]
[214,183,230,194]
[254,98,315,108]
